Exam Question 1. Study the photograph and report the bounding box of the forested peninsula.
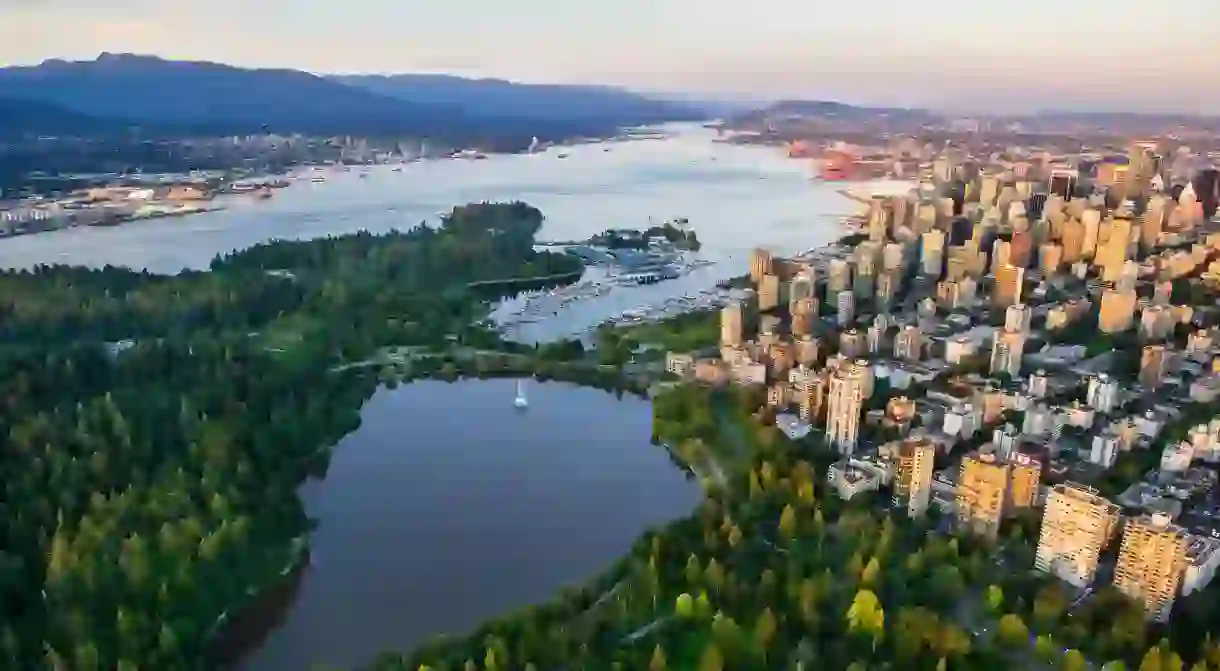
[0,202,584,670]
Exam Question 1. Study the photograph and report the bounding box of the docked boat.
[311,176,326,183]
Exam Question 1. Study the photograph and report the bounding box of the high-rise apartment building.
[1008,452,1042,510]
[758,273,781,311]
[957,451,1010,539]
[920,230,946,277]
[893,437,935,518]
[893,324,923,362]
[836,291,855,326]
[1039,243,1064,275]
[1098,218,1133,283]
[789,270,815,310]
[991,239,1012,273]
[994,263,1024,308]
[790,297,817,336]
[826,362,867,455]
[1099,288,1137,334]
[1193,167,1219,220]
[1009,230,1034,268]
[720,300,743,347]
[868,197,892,242]
[1140,344,1170,389]
[1087,373,1119,413]
[749,248,774,284]
[1060,218,1085,263]
[990,328,1026,377]
[795,335,819,367]
[1035,483,1120,587]
[796,373,827,424]
[1081,209,1102,259]
[1114,514,1190,622]
[1005,303,1032,333]
[1143,195,1168,249]
[1049,168,1078,200]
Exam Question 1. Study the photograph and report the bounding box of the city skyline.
[2,0,1219,114]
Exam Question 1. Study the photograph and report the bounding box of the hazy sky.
[2,0,1219,113]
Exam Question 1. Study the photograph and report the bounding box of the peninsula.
[0,201,603,670]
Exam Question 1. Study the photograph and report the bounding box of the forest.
[370,384,1220,671]
[0,202,582,670]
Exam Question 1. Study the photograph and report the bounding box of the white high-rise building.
[826,362,867,455]
[1005,303,1033,333]
[1035,483,1120,587]
[1087,373,1120,413]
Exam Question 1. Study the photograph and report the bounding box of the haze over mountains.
[0,54,705,144]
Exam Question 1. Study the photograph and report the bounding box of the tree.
[861,558,881,587]
[749,469,763,499]
[685,554,702,587]
[705,559,726,592]
[1033,583,1068,630]
[1062,649,1088,671]
[675,593,695,618]
[649,644,667,671]
[755,608,778,660]
[1035,635,1060,664]
[847,589,885,648]
[779,504,797,540]
[698,642,724,671]
[985,584,1004,614]
[711,612,745,658]
[997,613,1030,649]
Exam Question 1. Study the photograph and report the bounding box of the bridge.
[464,269,584,289]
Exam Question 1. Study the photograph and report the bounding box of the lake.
[235,379,701,670]
[0,125,912,341]
[6,126,903,667]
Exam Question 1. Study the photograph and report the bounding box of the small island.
[588,219,701,251]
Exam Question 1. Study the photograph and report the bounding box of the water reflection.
[234,379,700,670]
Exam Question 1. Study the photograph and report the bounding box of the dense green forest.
[371,384,1220,671]
[0,202,582,670]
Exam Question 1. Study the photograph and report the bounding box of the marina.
[491,255,720,333]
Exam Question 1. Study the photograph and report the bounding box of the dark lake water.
[235,378,701,670]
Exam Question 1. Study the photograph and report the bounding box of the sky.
[2,0,1219,114]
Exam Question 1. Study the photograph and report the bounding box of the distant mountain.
[0,54,691,146]
[741,99,939,123]
[332,73,704,125]
[0,98,120,139]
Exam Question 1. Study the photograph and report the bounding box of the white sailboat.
[514,379,529,409]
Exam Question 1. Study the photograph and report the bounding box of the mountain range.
[0,54,705,145]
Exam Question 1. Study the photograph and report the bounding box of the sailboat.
[514,379,529,409]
